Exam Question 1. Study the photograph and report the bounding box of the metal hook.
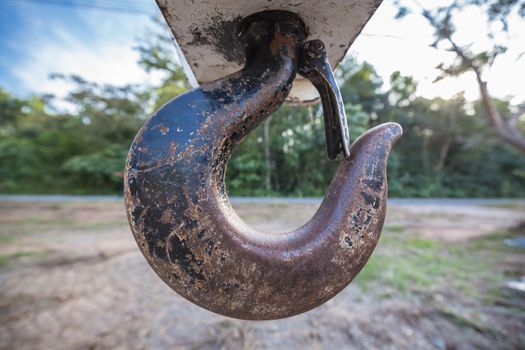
[124,11,402,320]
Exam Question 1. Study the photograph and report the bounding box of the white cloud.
[10,5,163,103]
[14,41,145,91]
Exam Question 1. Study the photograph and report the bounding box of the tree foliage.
[0,15,524,197]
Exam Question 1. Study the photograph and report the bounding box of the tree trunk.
[423,10,525,156]
[263,116,272,192]
[475,71,525,155]
[436,106,456,172]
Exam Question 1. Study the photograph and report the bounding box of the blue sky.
[1,0,524,106]
[0,0,159,98]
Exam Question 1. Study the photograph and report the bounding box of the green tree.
[1,16,524,197]
[135,16,190,109]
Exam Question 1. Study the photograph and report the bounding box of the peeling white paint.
[157,0,383,105]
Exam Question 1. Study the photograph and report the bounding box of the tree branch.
[475,67,525,155]
[509,104,525,129]
[423,7,525,155]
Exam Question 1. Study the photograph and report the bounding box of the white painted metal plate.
[156,0,383,105]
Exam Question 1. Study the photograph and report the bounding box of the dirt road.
[0,200,524,350]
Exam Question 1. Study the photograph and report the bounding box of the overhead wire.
[8,0,153,15]
[6,0,450,52]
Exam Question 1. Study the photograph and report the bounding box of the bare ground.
[0,200,524,350]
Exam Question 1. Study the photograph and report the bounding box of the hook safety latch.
[299,40,351,160]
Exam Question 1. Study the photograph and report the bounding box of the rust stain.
[124,10,402,320]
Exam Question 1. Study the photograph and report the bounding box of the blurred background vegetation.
[1,1,524,198]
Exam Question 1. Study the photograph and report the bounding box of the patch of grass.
[0,250,41,267]
[384,224,406,233]
[2,216,77,235]
[12,251,40,258]
[406,237,438,249]
[469,228,525,258]
[46,203,63,210]
[354,253,388,290]
[1,216,126,237]
[419,212,442,219]
[438,307,493,334]
[355,227,518,299]
[0,234,16,244]
[81,221,127,231]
